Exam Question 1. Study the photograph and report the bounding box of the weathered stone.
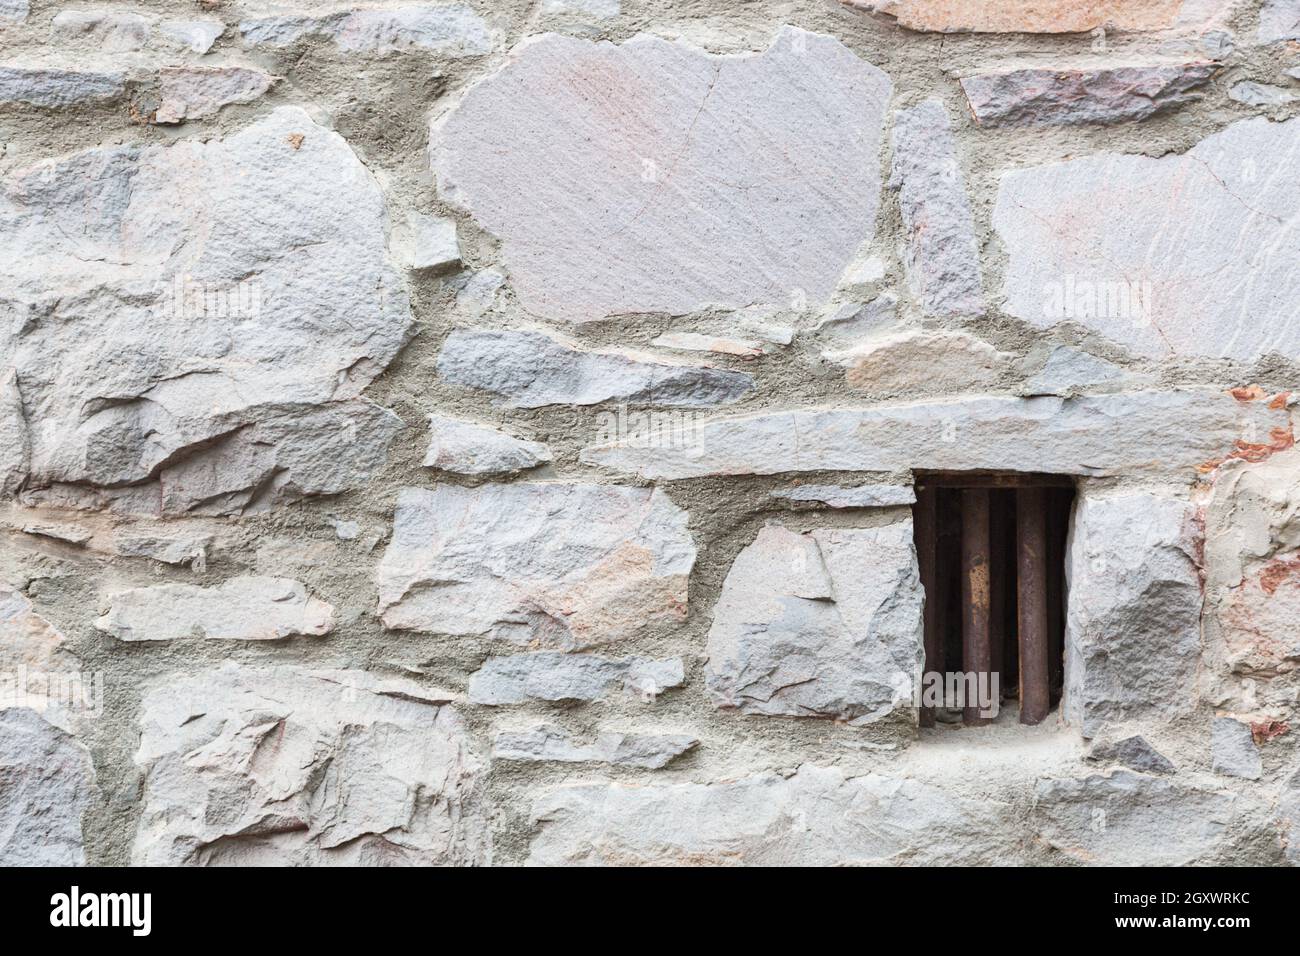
[432,28,891,323]
[815,295,900,348]
[52,10,150,51]
[157,19,224,53]
[1088,735,1177,775]
[21,521,91,545]
[582,390,1290,480]
[1280,767,1300,865]
[96,576,333,642]
[423,415,551,475]
[1212,716,1263,779]
[0,107,411,509]
[377,484,693,648]
[134,664,487,865]
[0,708,95,865]
[0,66,123,107]
[396,212,460,274]
[706,523,922,724]
[112,529,211,567]
[1019,345,1128,397]
[961,64,1216,128]
[529,765,1012,865]
[0,1,27,24]
[155,66,274,124]
[493,724,697,768]
[995,117,1300,360]
[889,100,982,317]
[1034,771,1241,866]
[437,329,752,408]
[1204,448,1300,675]
[1259,0,1300,43]
[240,4,495,55]
[1064,490,1202,738]
[1229,80,1298,106]
[841,0,1229,34]
[829,330,1012,392]
[0,586,65,675]
[468,653,684,705]
[771,484,916,509]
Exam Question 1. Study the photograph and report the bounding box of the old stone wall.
[1,0,1298,866]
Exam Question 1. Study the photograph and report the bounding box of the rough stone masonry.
[0,0,1298,867]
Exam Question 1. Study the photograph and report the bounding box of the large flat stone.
[431,28,891,322]
[0,107,411,512]
[889,100,982,317]
[828,329,1012,392]
[581,390,1291,480]
[962,63,1217,127]
[529,765,1013,865]
[133,664,487,865]
[377,484,694,648]
[95,576,334,642]
[437,329,752,408]
[706,523,922,724]
[1063,490,1203,738]
[0,708,95,865]
[995,117,1300,361]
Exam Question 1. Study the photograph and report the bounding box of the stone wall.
[1,0,1298,866]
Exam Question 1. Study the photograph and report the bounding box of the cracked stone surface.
[432,28,891,322]
[239,4,495,54]
[0,107,411,514]
[133,664,487,865]
[995,117,1300,360]
[423,415,551,475]
[706,523,922,724]
[155,66,275,124]
[377,484,694,647]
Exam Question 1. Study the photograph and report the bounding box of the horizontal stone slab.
[961,63,1217,127]
[493,724,697,769]
[468,653,684,705]
[581,390,1291,479]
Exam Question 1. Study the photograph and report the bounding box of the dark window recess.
[913,473,1073,727]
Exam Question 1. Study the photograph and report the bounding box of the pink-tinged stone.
[994,116,1300,361]
[840,0,1228,34]
[155,66,275,124]
[961,63,1218,127]
[431,28,891,323]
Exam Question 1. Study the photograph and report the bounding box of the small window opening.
[912,473,1073,727]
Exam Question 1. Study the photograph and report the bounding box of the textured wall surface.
[1,0,1299,866]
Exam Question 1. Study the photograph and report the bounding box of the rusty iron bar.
[915,484,940,727]
[988,490,1014,696]
[1046,487,1071,702]
[1017,487,1051,725]
[961,488,993,725]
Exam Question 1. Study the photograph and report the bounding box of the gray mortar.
[0,0,1296,865]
